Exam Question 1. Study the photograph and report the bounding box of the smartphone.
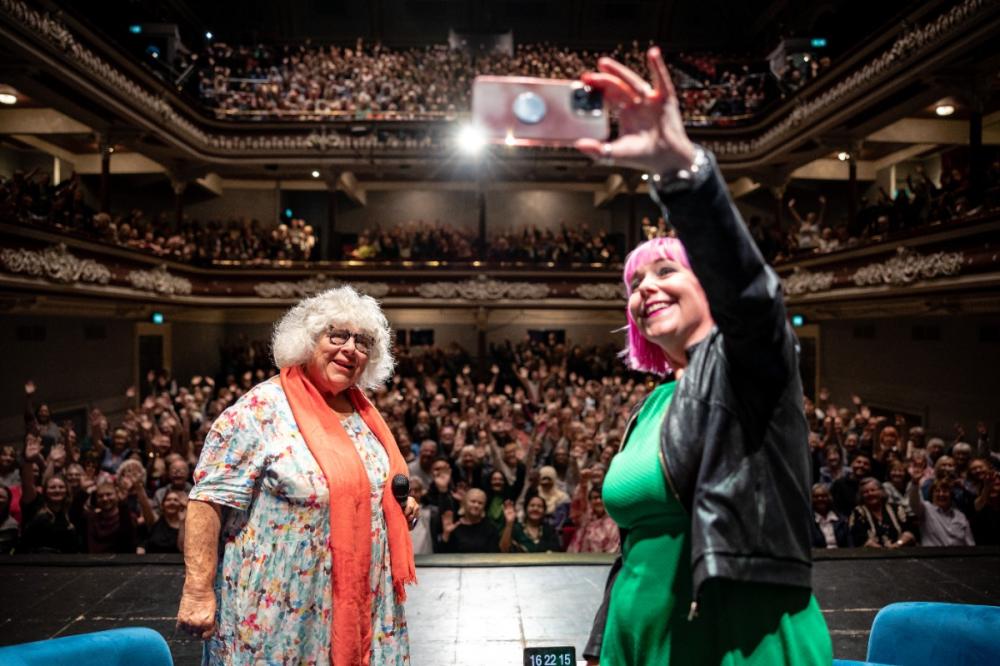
[471,76,608,147]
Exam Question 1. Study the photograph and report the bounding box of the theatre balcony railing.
[2,212,999,317]
[0,221,627,311]
[774,209,1000,320]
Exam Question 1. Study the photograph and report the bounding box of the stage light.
[151,312,165,325]
[457,124,485,154]
[146,45,160,59]
[129,24,142,34]
[311,170,320,178]
[935,104,955,117]
[810,38,827,48]
[791,314,805,327]
[284,208,293,218]
[641,174,649,181]
[837,151,850,161]
[205,31,213,40]
[0,93,16,105]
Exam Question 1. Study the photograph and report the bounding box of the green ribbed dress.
[600,382,833,665]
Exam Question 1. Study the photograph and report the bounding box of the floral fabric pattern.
[190,380,408,665]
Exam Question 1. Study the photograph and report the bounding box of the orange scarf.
[280,366,416,666]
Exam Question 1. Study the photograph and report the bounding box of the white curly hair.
[271,285,394,390]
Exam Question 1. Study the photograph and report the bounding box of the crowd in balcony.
[2,333,997,556]
[346,221,623,264]
[0,171,318,263]
[0,170,626,266]
[193,39,822,125]
[3,157,998,269]
[749,160,1000,264]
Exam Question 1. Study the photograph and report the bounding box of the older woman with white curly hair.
[177,286,418,666]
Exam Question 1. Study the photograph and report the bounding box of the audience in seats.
[192,39,795,125]
[1,335,997,556]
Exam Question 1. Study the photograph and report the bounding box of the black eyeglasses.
[327,328,374,354]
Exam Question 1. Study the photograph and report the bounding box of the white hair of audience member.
[271,285,394,390]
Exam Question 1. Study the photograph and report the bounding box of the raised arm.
[577,47,791,386]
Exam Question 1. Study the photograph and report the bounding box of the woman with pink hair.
[578,48,831,665]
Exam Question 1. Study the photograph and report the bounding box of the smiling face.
[860,479,884,509]
[526,496,546,523]
[305,325,370,396]
[463,489,486,521]
[627,257,713,363]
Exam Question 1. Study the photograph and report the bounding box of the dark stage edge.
[1,548,998,665]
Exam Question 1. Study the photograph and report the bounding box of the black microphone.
[392,474,410,509]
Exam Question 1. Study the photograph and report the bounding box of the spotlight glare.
[935,104,955,117]
[837,151,850,161]
[457,125,486,155]
[0,93,16,105]
[504,131,516,147]
[311,170,320,178]
[641,173,649,181]
[205,31,213,40]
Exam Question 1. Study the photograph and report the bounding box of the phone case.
[471,76,609,147]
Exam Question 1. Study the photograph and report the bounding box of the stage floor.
[1,549,998,665]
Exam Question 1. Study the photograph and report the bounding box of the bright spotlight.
[457,125,485,154]
[641,174,649,181]
[311,170,320,178]
[935,104,955,117]
[0,93,16,105]
[205,31,214,40]
[837,151,850,161]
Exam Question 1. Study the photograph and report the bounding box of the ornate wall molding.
[416,278,550,300]
[0,243,111,284]
[575,283,626,300]
[700,0,987,157]
[1,0,989,159]
[127,265,192,295]
[783,268,836,296]
[254,276,390,299]
[851,247,966,287]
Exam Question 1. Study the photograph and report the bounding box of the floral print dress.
[190,380,409,665]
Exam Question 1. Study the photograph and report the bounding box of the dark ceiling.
[56,0,920,55]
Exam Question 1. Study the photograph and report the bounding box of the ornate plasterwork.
[575,283,626,300]
[700,0,988,156]
[1,0,988,157]
[0,243,111,284]
[254,277,390,299]
[416,278,550,300]
[851,247,965,287]
[782,268,836,296]
[127,265,192,295]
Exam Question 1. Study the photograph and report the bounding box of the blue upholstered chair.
[0,627,173,666]
[833,601,1000,666]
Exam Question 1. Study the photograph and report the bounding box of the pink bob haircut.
[622,236,693,376]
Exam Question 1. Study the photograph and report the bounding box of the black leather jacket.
[584,154,813,659]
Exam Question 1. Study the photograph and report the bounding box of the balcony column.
[98,134,112,213]
[477,180,487,261]
[324,172,339,260]
[626,173,642,251]
[969,100,985,207]
[170,178,188,229]
[848,141,862,232]
[768,183,787,230]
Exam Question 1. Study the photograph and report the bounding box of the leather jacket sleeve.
[652,153,792,393]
